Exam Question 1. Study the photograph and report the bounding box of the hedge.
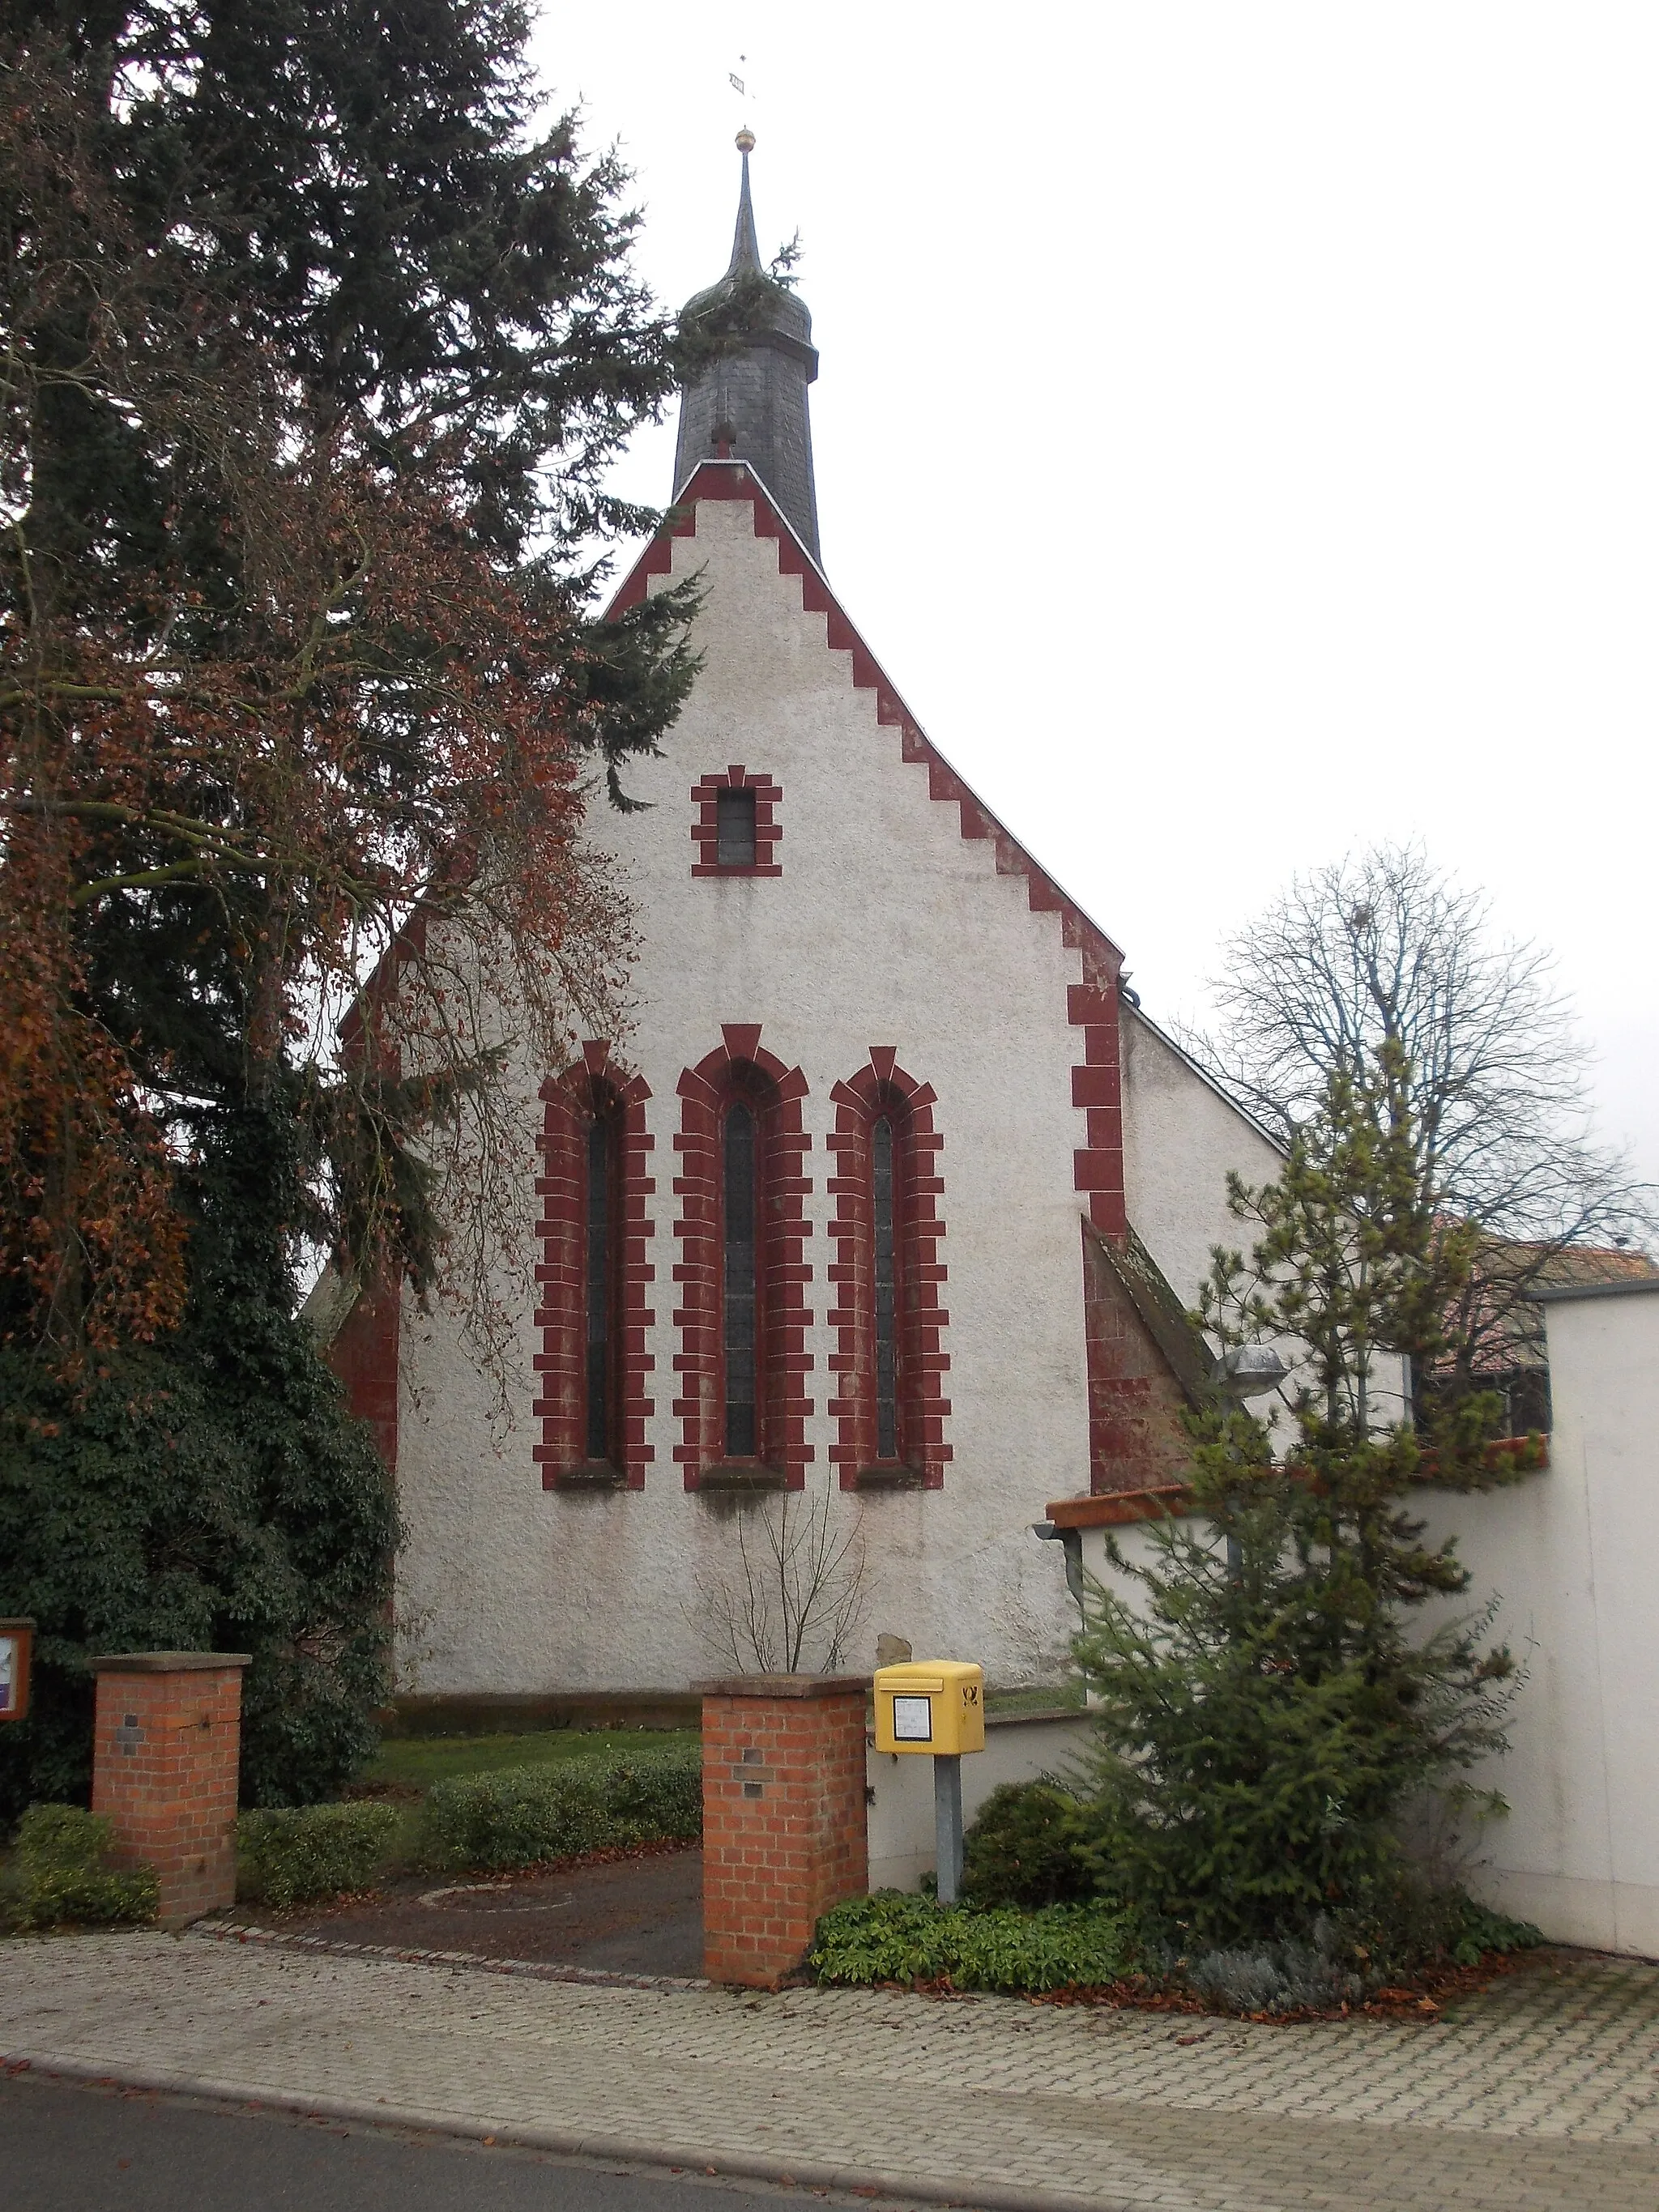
[237,1801,401,1908]
[420,1743,702,1873]
[2,1804,158,1930]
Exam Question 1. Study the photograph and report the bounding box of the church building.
[339,142,1286,1702]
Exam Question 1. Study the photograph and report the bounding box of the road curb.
[2,2050,1132,2212]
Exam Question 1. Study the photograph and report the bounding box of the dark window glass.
[585,1110,612,1461]
[716,787,757,868]
[873,1115,899,1460]
[723,1105,758,1456]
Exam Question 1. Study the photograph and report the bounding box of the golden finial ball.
[735,128,756,154]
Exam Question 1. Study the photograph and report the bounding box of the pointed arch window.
[584,1097,620,1464]
[872,1114,900,1462]
[674,1029,812,1490]
[722,1101,760,1456]
[827,1055,950,1490]
[535,1054,655,1490]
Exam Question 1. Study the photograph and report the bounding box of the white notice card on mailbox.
[892,1694,932,1742]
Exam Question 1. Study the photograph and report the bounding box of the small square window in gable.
[693,767,783,877]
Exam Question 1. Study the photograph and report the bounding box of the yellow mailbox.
[873,1660,985,1756]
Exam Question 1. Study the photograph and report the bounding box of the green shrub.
[0,1313,397,1822]
[237,1801,400,1909]
[2,1804,158,1930]
[1312,1875,1547,1981]
[809,1890,1138,1994]
[962,1781,1094,1909]
[420,1743,702,1873]
[1447,1895,1543,1965]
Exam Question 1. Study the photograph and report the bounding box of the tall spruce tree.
[1,4,716,1809]
[1076,1042,1527,1951]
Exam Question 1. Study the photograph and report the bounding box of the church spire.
[728,129,761,273]
[673,134,821,563]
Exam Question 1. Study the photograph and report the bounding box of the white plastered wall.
[1120,1008,1284,1309]
[392,498,1299,1699]
[1418,1285,1659,1957]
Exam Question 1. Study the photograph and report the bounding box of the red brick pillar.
[699,1673,870,1988]
[91,1652,250,1929]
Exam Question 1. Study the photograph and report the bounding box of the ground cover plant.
[809,1890,1141,1996]
[0,1805,158,1931]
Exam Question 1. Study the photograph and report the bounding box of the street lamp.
[1212,1344,1291,1399]
[1209,1344,1290,1581]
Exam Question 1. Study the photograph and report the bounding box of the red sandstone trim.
[1047,1436,1552,1528]
[534,1044,655,1490]
[691,765,783,878]
[329,1272,400,1478]
[673,1025,812,1490]
[1047,1485,1195,1530]
[825,1053,950,1490]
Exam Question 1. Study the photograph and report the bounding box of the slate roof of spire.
[672,138,821,561]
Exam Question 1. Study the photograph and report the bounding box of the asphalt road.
[0,2074,928,2212]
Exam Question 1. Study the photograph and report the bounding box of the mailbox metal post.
[934,1752,965,1904]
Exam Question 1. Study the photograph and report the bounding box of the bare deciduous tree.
[1179,843,1656,1414]
[687,1490,868,1676]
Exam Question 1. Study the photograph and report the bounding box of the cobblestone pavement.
[3,1932,1658,2211]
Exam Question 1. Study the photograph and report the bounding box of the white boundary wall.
[867,1711,1093,1892]
[1055,1296,1659,1961]
[1421,1281,1659,1958]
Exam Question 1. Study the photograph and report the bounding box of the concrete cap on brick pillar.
[694,1673,872,1698]
[91,1652,252,1671]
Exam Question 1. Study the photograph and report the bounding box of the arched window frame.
[535,1045,655,1490]
[827,1052,949,1490]
[674,1025,812,1491]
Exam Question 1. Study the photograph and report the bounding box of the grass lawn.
[365,1727,699,1796]
[984,1683,1085,1719]
[365,1700,1077,1795]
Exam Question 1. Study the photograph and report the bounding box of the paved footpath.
[3,1930,1659,2212]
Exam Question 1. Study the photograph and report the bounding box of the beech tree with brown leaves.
[1180,844,1655,1429]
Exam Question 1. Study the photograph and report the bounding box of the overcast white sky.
[529,3,1658,1191]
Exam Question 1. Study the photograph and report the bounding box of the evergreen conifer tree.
[1077,1042,1529,1951]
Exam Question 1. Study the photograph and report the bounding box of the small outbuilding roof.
[1534,1273,1659,1304]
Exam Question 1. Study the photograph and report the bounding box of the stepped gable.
[607,456,1130,1238]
